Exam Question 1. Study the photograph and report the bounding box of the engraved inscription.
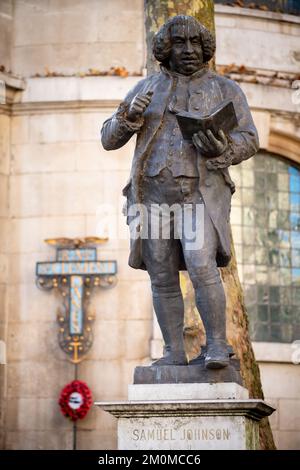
[132,428,231,441]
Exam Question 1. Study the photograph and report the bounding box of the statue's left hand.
[192,129,228,158]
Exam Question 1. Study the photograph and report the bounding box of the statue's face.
[169,22,203,75]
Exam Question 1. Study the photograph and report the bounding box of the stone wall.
[1,1,300,450]
[259,363,300,449]
[10,0,145,77]
[215,5,300,73]
[253,343,300,449]
[2,76,152,449]
[0,0,147,449]
[0,0,13,72]
[215,0,300,16]
[0,112,10,449]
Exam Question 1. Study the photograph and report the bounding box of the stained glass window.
[230,151,300,343]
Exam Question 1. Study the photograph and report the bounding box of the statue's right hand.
[127,90,153,122]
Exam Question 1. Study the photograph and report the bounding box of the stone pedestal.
[96,383,275,450]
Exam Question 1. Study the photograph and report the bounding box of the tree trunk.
[144,0,276,450]
[145,0,214,75]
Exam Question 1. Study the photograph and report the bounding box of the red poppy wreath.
[59,380,92,421]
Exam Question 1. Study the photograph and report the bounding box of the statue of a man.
[101,15,259,369]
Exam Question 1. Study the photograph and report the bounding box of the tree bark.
[145,0,214,75]
[144,0,276,450]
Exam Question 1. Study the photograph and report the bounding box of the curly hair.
[152,15,215,66]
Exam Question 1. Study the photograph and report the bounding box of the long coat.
[101,67,259,269]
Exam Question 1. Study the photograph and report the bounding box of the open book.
[176,100,238,141]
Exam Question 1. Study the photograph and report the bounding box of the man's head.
[153,15,215,75]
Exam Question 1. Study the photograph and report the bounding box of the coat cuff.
[205,141,235,170]
[116,101,144,132]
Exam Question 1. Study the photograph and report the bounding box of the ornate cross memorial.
[36,238,117,363]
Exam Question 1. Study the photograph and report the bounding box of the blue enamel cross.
[36,242,117,363]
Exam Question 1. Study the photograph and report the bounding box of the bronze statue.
[101,16,259,370]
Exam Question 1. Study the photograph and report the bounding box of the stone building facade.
[0,0,299,450]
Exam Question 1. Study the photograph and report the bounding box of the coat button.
[205,179,211,187]
[194,106,200,110]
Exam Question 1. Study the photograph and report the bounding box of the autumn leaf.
[259,5,269,11]
[109,66,129,77]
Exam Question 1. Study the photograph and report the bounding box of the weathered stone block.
[29,113,81,144]
[88,280,152,322]
[14,0,99,46]
[11,116,29,145]
[7,321,59,362]
[0,175,8,218]
[89,320,125,361]
[76,142,132,172]
[9,172,103,217]
[11,142,78,174]
[0,253,8,285]
[79,360,123,400]
[4,430,73,450]
[77,428,117,450]
[279,398,300,431]
[97,393,274,450]
[259,363,300,399]
[124,319,152,361]
[0,115,10,176]
[128,383,249,401]
[276,430,300,450]
[216,16,300,73]
[252,111,270,149]
[7,215,86,254]
[5,397,69,431]
[7,282,61,323]
[7,360,73,399]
